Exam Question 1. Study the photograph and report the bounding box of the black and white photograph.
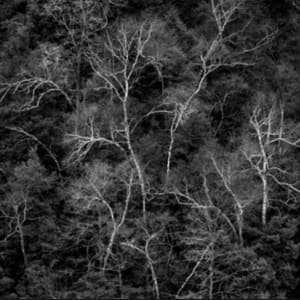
[0,0,299,298]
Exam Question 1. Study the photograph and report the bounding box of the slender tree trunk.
[75,56,82,134]
[15,210,27,266]
[123,84,147,223]
[261,174,268,226]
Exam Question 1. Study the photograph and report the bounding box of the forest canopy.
[0,0,300,299]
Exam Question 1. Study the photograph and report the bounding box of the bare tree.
[89,170,134,273]
[6,126,61,173]
[122,230,161,299]
[43,0,112,132]
[69,20,160,222]
[151,173,239,242]
[173,179,231,299]
[0,190,29,266]
[176,241,215,299]
[0,0,117,112]
[0,152,55,268]
[210,156,244,245]
[242,105,300,225]
[157,171,244,298]
[0,44,72,111]
[164,0,275,182]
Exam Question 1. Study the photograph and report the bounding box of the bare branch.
[242,104,300,225]
[90,171,134,273]
[122,231,160,299]
[6,126,61,172]
[211,156,244,245]
[268,173,300,194]
[84,21,155,223]
[268,137,300,147]
[165,0,275,181]
[66,117,125,165]
[202,174,239,240]
[1,77,72,111]
[176,241,214,298]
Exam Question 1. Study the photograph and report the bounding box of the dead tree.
[0,44,72,111]
[122,230,161,299]
[1,191,29,266]
[90,170,134,273]
[211,156,244,245]
[43,0,112,132]
[242,105,300,225]
[165,0,275,182]
[69,21,159,223]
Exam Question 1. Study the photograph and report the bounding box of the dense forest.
[0,0,299,298]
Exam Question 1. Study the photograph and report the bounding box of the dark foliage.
[0,0,299,299]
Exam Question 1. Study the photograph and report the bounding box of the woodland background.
[0,0,300,298]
